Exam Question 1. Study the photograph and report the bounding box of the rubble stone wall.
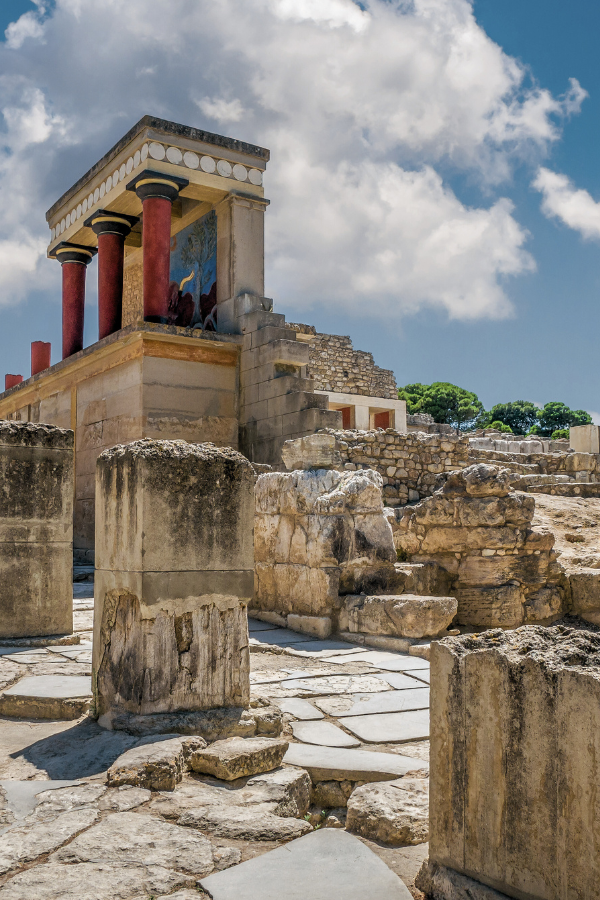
[0,421,74,638]
[292,329,397,399]
[420,627,600,900]
[393,464,565,628]
[322,429,470,506]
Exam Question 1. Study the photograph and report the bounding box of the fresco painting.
[168,209,217,330]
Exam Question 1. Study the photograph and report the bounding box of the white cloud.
[4,11,45,50]
[0,0,585,321]
[534,167,600,240]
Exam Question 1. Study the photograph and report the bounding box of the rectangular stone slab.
[283,743,428,782]
[250,628,314,645]
[248,618,278,632]
[315,688,430,718]
[275,699,324,720]
[339,708,430,743]
[291,721,360,748]
[200,826,413,900]
[373,672,429,690]
[3,676,92,698]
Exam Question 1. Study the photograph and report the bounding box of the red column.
[126,172,188,323]
[53,244,96,360]
[5,375,23,391]
[31,341,51,375]
[86,210,139,340]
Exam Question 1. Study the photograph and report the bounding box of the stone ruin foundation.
[92,439,255,731]
[0,420,73,639]
[393,463,566,629]
[418,626,600,900]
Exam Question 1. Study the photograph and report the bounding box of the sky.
[1,0,599,417]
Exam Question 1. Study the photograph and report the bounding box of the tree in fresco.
[180,211,217,328]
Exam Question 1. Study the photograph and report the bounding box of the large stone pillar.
[52,242,96,359]
[85,210,139,339]
[0,421,73,638]
[126,170,188,323]
[93,439,255,730]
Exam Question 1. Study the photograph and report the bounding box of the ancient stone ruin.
[418,626,600,900]
[0,421,74,639]
[93,440,255,730]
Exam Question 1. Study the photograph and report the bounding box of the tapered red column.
[126,170,188,323]
[31,341,51,375]
[52,243,96,360]
[85,210,139,339]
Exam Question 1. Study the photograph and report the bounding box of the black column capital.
[126,169,189,203]
[49,242,97,266]
[84,209,139,238]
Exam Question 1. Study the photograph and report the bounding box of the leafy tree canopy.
[551,429,570,440]
[536,402,592,437]
[488,401,539,435]
[398,382,483,432]
[489,420,513,434]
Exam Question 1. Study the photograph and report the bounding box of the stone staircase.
[234,296,342,465]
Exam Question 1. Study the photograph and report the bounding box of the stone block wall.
[253,467,396,629]
[286,326,397,399]
[0,421,73,638]
[322,428,470,506]
[394,464,564,628]
[93,440,255,729]
[419,626,600,900]
[469,445,600,480]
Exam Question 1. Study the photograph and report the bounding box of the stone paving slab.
[283,744,428,782]
[275,698,324,720]
[200,827,413,900]
[0,676,93,720]
[250,629,314,645]
[248,618,278,632]
[3,676,91,699]
[375,672,429,690]
[315,688,430,718]
[339,708,430,744]
[0,781,81,829]
[407,669,429,684]
[270,674,393,697]
[286,641,364,657]
[291,721,360,748]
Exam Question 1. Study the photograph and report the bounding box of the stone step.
[0,675,92,719]
[73,566,94,583]
[283,742,427,782]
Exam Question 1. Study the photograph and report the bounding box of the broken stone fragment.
[106,735,206,791]
[188,736,289,781]
[52,810,215,876]
[178,805,312,841]
[346,777,429,845]
[442,464,512,498]
[344,593,457,639]
[311,779,353,809]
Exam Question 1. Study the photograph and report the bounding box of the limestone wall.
[394,464,565,628]
[0,421,73,638]
[322,428,470,506]
[93,440,255,728]
[469,445,600,480]
[420,626,600,900]
[253,467,396,629]
[286,327,397,399]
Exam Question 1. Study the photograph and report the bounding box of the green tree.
[489,420,513,434]
[398,381,483,433]
[488,400,539,435]
[551,429,569,440]
[536,402,592,437]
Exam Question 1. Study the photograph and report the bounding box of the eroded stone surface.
[106,735,206,791]
[178,805,312,841]
[53,810,215,875]
[189,737,288,781]
[0,808,98,875]
[343,594,457,639]
[346,778,429,845]
[0,861,192,899]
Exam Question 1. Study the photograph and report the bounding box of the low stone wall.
[320,428,470,506]
[393,464,565,628]
[470,446,600,480]
[0,421,73,638]
[253,467,396,633]
[418,626,600,900]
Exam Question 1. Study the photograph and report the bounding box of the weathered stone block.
[189,737,289,780]
[344,594,457,638]
[454,584,524,628]
[569,570,600,624]
[93,441,254,727]
[287,614,332,639]
[281,433,341,470]
[426,627,600,900]
[0,422,73,638]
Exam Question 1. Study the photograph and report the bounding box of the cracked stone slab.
[0,861,193,899]
[283,743,428,782]
[53,810,215,876]
[189,737,288,781]
[275,698,324,720]
[0,675,92,720]
[178,805,313,841]
[0,808,99,875]
[199,827,413,900]
[291,721,360,748]
[0,781,81,827]
[315,688,430,718]
[339,708,430,743]
[23,783,151,822]
[264,674,393,698]
[374,672,429,689]
[346,777,429,845]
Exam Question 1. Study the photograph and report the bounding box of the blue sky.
[1,0,599,417]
